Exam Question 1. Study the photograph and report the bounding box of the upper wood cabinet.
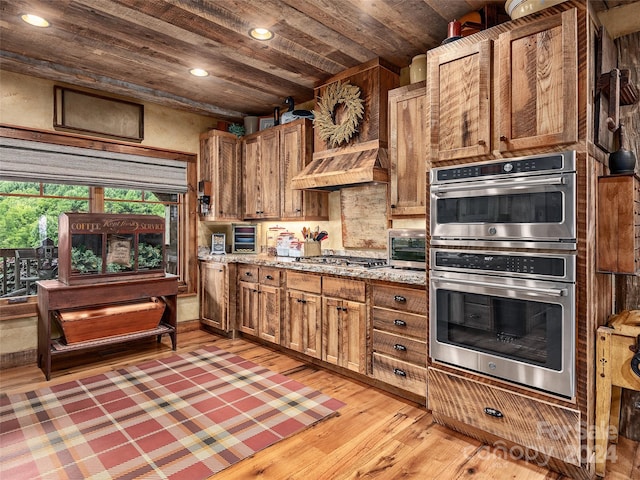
[429,40,492,162]
[242,128,281,219]
[388,81,427,216]
[242,119,328,221]
[497,8,578,152]
[199,130,241,221]
[428,8,578,162]
[280,120,329,221]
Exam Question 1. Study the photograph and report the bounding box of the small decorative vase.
[243,116,259,135]
[609,123,637,174]
[410,54,427,84]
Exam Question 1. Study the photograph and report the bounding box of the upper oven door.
[430,171,575,248]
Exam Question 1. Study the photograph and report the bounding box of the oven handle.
[431,176,566,195]
[435,277,568,297]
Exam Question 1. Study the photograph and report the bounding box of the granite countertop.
[198,253,426,286]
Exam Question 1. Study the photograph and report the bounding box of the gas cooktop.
[294,255,387,268]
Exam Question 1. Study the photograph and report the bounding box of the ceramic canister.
[410,54,427,84]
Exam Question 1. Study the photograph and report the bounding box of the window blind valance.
[0,137,188,194]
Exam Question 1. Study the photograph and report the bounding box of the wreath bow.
[314,81,364,148]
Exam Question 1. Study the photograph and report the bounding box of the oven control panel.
[433,151,574,182]
[433,250,572,279]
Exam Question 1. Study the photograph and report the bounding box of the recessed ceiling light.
[189,68,209,77]
[249,27,274,41]
[20,14,50,28]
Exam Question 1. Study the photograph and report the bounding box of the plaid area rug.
[0,345,345,479]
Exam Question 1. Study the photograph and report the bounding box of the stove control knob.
[488,362,497,370]
[488,226,497,235]
[503,163,513,173]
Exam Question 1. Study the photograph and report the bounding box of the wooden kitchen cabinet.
[597,174,640,274]
[497,8,577,152]
[388,81,427,216]
[242,129,281,219]
[237,264,283,343]
[242,120,328,221]
[199,261,228,331]
[429,40,492,162]
[371,283,427,397]
[285,271,322,358]
[280,120,329,221]
[322,277,367,374]
[428,8,578,161]
[199,129,241,221]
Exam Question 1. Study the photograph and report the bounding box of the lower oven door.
[430,270,575,398]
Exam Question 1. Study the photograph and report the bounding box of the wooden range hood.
[291,59,400,191]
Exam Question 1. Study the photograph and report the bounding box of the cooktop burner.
[295,255,387,268]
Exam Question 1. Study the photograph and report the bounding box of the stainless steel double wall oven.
[429,151,577,398]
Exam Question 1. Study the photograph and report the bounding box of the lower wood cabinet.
[428,367,582,467]
[284,271,322,358]
[237,265,283,343]
[200,262,228,331]
[322,277,367,374]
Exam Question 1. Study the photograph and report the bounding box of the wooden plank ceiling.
[0,0,630,121]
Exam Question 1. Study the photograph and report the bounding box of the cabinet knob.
[478,139,486,145]
[393,368,407,377]
[390,204,396,209]
[393,344,407,351]
[245,272,253,277]
[500,135,508,142]
[394,295,406,303]
[265,275,274,280]
[393,319,407,327]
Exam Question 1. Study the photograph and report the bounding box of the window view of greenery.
[0,181,179,298]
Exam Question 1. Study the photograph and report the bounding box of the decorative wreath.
[314,81,364,148]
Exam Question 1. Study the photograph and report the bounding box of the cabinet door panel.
[429,40,492,162]
[302,293,322,359]
[238,281,259,335]
[260,129,281,218]
[285,290,305,352]
[498,9,577,151]
[216,134,241,219]
[322,297,342,366]
[343,300,367,374]
[200,263,227,330]
[388,82,427,216]
[242,135,261,218]
[281,121,304,218]
[259,284,281,344]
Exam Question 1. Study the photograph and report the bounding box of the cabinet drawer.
[372,353,427,397]
[372,284,426,314]
[287,271,321,293]
[323,277,365,302]
[372,308,426,340]
[238,264,259,282]
[428,368,581,466]
[260,267,282,286]
[373,330,426,366]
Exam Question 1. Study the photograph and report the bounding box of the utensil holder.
[304,241,321,257]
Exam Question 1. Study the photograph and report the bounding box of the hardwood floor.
[1,328,638,479]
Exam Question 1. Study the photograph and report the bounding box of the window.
[0,126,197,315]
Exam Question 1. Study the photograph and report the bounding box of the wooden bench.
[595,310,640,476]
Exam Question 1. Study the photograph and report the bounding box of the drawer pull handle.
[393,368,407,377]
[484,407,504,419]
[245,272,253,277]
[394,295,406,303]
[393,344,407,351]
[265,275,274,280]
[393,319,407,327]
